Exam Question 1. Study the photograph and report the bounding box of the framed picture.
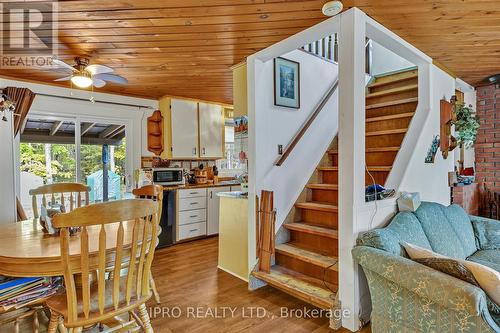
[274,57,300,109]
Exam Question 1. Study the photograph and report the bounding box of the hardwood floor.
[0,236,371,332]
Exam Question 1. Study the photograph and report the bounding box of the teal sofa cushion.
[472,216,500,250]
[468,250,500,272]
[357,211,432,256]
[413,202,467,259]
[442,204,478,257]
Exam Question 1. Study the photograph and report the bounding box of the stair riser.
[366,133,405,148]
[320,170,338,184]
[367,90,417,106]
[369,77,418,93]
[366,151,398,166]
[311,188,338,204]
[329,151,398,166]
[367,101,418,118]
[289,231,338,256]
[328,153,338,167]
[366,117,412,133]
[365,171,390,186]
[371,69,418,85]
[301,209,338,228]
[275,253,338,286]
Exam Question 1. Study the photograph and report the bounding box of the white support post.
[338,7,367,332]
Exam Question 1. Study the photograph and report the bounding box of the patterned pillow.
[472,218,500,250]
[414,257,479,286]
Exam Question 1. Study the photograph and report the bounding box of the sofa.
[352,201,500,333]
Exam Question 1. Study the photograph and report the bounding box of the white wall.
[0,77,158,223]
[371,40,415,76]
[252,49,339,228]
[398,65,455,204]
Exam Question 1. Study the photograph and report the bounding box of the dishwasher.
[157,189,176,248]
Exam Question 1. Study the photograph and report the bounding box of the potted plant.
[453,103,480,172]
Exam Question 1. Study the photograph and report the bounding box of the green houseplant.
[454,103,480,148]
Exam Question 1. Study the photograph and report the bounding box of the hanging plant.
[0,93,15,121]
[454,103,480,148]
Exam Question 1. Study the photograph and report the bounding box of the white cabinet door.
[171,99,199,158]
[207,186,231,235]
[199,103,223,158]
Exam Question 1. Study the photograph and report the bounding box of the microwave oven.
[152,168,185,186]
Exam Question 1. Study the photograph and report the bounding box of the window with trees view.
[19,116,128,218]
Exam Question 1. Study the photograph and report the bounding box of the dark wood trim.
[275,79,338,166]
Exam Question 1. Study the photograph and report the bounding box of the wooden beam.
[49,121,63,136]
[99,125,122,138]
[21,133,121,146]
[108,126,125,138]
[81,122,96,136]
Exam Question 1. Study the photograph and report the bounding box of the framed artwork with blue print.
[274,57,300,109]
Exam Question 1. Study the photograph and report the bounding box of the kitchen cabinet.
[207,186,231,236]
[171,99,199,158]
[177,188,207,241]
[199,102,223,158]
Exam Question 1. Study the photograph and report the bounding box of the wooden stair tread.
[366,84,418,99]
[366,97,418,110]
[366,128,407,136]
[365,165,392,171]
[306,183,338,190]
[366,112,414,122]
[284,222,338,238]
[368,73,418,88]
[276,243,338,269]
[317,166,338,171]
[295,202,338,212]
[252,266,336,309]
[328,146,400,154]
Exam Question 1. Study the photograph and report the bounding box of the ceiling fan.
[52,57,128,89]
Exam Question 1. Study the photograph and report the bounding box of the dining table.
[0,218,144,332]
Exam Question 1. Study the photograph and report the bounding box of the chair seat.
[467,250,500,272]
[46,276,151,327]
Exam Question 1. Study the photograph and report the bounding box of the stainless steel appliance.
[152,167,184,186]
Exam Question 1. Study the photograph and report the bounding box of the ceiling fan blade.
[93,73,128,85]
[85,64,114,75]
[54,76,72,82]
[92,78,106,88]
[52,58,77,72]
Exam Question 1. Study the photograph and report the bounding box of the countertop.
[216,191,248,199]
[161,181,240,191]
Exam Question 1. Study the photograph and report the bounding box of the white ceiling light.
[322,1,343,16]
[71,72,93,88]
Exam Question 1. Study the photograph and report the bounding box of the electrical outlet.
[278,144,283,155]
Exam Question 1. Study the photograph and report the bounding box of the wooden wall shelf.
[147,110,164,156]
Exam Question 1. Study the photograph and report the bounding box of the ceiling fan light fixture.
[322,1,343,16]
[71,73,93,88]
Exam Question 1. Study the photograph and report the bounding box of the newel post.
[337,7,367,332]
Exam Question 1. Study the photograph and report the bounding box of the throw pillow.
[414,257,479,286]
[402,242,500,305]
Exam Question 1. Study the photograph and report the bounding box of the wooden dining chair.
[46,199,159,333]
[29,183,90,219]
[132,184,163,304]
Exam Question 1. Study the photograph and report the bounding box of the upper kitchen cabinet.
[159,96,225,160]
[199,103,223,158]
[171,99,199,158]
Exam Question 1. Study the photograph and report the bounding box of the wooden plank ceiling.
[1,0,499,104]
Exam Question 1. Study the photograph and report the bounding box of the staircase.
[252,68,418,315]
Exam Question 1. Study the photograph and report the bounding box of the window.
[216,118,247,177]
[19,115,129,217]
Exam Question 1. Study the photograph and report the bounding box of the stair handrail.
[275,79,339,166]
